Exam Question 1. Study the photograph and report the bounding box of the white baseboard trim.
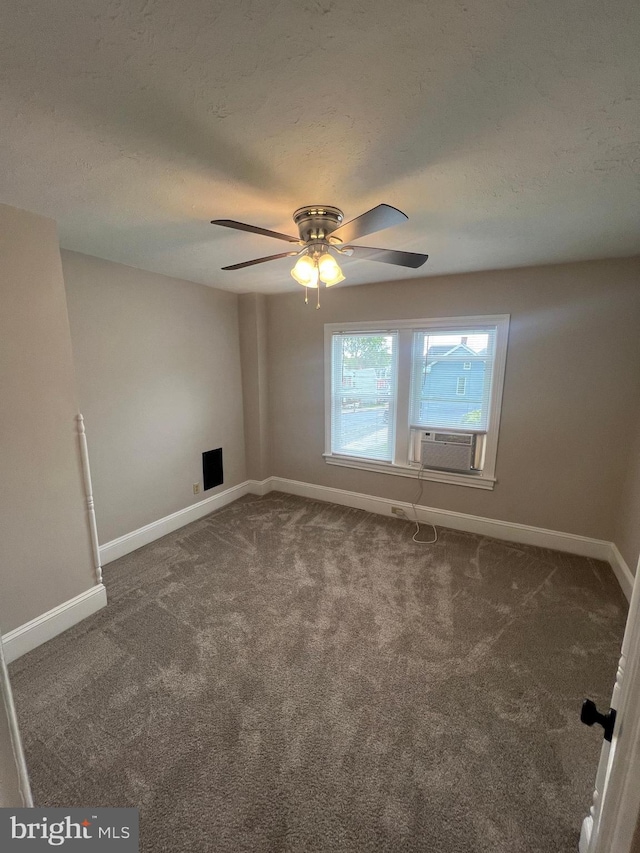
[264,477,633,601]
[608,544,634,602]
[267,476,611,557]
[99,480,262,564]
[249,478,273,497]
[579,815,592,853]
[96,474,634,602]
[1,584,107,664]
[6,478,630,666]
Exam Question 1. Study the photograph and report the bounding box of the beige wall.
[62,251,246,544]
[0,205,96,633]
[267,257,640,544]
[615,424,640,574]
[239,293,270,482]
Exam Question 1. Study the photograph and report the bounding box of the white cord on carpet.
[394,463,438,545]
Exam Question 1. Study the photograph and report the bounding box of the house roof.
[425,343,487,370]
[1,0,639,293]
[427,343,478,359]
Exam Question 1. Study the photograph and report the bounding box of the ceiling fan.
[211,204,428,307]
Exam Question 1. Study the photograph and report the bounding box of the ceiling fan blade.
[328,204,408,243]
[221,251,300,271]
[211,219,300,244]
[341,245,429,269]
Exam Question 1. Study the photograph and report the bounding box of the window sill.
[322,454,496,490]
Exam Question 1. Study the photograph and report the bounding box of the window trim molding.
[324,315,510,489]
[322,453,497,489]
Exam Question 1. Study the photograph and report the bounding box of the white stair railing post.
[77,413,102,585]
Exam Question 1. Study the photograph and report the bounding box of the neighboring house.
[342,368,388,406]
[420,342,487,427]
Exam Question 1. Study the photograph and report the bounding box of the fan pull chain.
[304,286,308,305]
[317,286,320,309]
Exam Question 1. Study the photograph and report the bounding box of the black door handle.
[581,699,616,743]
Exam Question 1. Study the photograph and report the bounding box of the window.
[410,328,496,429]
[325,315,509,490]
[330,332,397,462]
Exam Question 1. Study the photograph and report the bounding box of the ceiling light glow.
[317,253,345,286]
[291,254,319,288]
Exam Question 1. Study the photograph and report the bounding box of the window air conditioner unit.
[420,431,476,473]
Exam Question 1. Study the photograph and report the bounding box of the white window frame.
[324,315,510,491]
[456,376,467,396]
[463,361,472,370]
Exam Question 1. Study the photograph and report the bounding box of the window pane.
[331,332,397,461]
[410,329,496,430]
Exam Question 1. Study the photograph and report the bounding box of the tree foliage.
[341,336,392,369]
[461,409,481,425]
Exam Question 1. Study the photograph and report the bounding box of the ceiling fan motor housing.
[293,206,344,244]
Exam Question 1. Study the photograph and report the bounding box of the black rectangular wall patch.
[202,448,223,491]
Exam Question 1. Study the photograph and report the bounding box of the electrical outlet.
[391,506,406,517]
[193,483,200,495]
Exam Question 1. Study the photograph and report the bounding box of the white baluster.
[77,413,102,585]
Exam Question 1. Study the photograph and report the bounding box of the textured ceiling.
[1,0,639,293]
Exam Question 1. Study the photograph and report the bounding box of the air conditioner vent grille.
[431,432,474,445]
[421,431,476,472]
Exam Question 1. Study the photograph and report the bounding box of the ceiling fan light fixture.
[291,254,319,288]
[317,252,345,286]
[212,203,428,307]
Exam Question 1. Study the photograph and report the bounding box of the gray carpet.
[9,492,627,852]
